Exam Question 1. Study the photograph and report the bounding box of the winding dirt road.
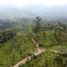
[13,38,58,67]
[13,39,46,67]
[13,48,45,67]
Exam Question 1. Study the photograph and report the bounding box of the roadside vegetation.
[0,17,67,67]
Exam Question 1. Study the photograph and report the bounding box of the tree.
[33,16,41,33]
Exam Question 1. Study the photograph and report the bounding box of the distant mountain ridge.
[0,7,36,20]
[0,5,67,20]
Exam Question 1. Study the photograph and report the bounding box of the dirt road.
[13,39,46,67]
[13,48,45,67]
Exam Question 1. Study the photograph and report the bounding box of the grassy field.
[0,29,67,67]
[24,51,56,67]
[0,32,35,67]
[19,30,67,67]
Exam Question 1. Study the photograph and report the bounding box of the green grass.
[33,30,58,48]
[24,51,56,67]
[0,32,35,67]
[22,30,67,67]
[0,29,67,67]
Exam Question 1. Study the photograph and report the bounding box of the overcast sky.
[0,0,67,8]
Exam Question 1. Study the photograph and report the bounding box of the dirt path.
[13,48,45,67]
[13,39,46,67]
[13,38,58,67]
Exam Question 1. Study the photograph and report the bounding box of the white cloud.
[0,0,67,7]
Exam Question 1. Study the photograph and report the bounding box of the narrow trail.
[13,39,46,67]
[13,38,58,67]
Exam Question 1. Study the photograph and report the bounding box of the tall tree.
[33,16,41,33]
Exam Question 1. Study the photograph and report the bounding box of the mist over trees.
[0,14,67,67]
